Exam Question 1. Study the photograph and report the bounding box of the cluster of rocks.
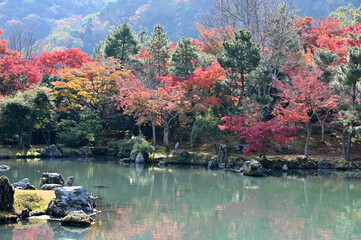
[0,172,97,228]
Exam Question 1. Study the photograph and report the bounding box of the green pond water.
[0,158,361,240]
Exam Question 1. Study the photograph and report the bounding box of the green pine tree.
[218,29,260,102]
[335,46,361,159]
[148,24,170,78]
[103,22,140,63]
[170,37,198,78]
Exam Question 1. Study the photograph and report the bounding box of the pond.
[0,158,361,240]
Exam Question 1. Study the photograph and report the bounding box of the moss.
[14,190,55,212]
[61,211,93,227]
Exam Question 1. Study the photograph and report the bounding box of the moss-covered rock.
[61,210,93,227]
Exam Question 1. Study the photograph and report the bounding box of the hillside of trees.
[0,1,361,161]
[0,0,360,54]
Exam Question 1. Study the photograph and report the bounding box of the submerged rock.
[0,165,11,171]
[12,178,36,190]
[40,172,65,187]
[42,145,62,158]
[61,210,94,227]
[47,186,96,217]
[0,176,14,212]
[240,160,265,177]
[158,161,168,167]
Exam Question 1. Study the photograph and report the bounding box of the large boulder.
[0,176,14,212]
[135,153,145,164]
[172,151,190,161]
[42,145,62,158]
[78,146,93,157]
[40,172,65,187]
[218,144,228,163]
[61,210,94,227]
[12,178,36,190]
[240,160,265,177]
[0,165,11,171]
[47,186,96,217]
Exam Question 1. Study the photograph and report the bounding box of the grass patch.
[0,211,13,217]
[14,190,55,212]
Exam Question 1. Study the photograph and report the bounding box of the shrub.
[108,136,154,161]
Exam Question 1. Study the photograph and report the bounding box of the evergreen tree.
[218,29,260,102]
[314,49,340,84]
[170,37,198,78]
[103,22,140,63]
[148,24,170,78]
[335,47,361,159]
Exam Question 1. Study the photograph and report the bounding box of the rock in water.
[0,176,14,212]
[61,210,94,227]
[240,160,265,177]
[47,186,96,217]
[42,145,62,158]
[12,178,36,190]
[0,165,11,171]
[78,146,93,157]
[40,172,65,187]
[135,153,145,164]
[65,176,75,187]
[208,160,216,169]
[218,144,228,163]
[158,161,168,167]
[40,184,63,190]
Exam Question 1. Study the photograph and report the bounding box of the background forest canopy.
[0,0,360,54]
[0,1,361,162]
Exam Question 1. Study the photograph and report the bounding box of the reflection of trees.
[4,161,361,240]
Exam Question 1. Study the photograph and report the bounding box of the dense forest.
[0,0,360,53]
[0,1,361,162]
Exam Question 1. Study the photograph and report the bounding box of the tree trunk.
[27,126,33,147]
[190,119,196,148]
[345,122,353,159]
[138,125,143,136]
[304,123,312,157]
[151,120,156,146]
[163,121,169,148]
[321,122,325,142]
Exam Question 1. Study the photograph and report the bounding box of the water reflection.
[0,158,361,239]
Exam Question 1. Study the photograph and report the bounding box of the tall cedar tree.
[170,37,198,78]
[218,29,260,103]
[336,47,361,159]
[147,25,170,79]
[103,22,140,63]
